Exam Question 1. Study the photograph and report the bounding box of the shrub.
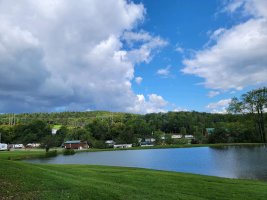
[45,150,58,158]
[63,149,75,155]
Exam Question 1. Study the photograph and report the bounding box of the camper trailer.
[0,143,8,151]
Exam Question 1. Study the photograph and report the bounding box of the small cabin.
[64,140,89,150]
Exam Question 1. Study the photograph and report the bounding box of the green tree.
[153,130,165,145]
[228,87,267,143]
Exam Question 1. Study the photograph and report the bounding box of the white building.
[51,129,58,135]
[0,143,7,151]
[9,144,24,149]
[26,143,41,148]
[185,135,194,139]
[171,134,183,139]
[113,144,132,148]
[105,140,116,147]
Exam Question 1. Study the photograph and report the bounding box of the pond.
[26,145,267,181]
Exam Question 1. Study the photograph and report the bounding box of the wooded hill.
[0,110,266,148]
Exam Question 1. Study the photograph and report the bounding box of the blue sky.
[0,0,266,113]
[131,0,267,112]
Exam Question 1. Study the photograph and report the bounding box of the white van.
[0,143,8,151]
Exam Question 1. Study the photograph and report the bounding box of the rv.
[0,143,8,151]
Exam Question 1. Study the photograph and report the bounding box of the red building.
[64,140,89,149]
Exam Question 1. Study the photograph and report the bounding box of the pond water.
[26,145,267,181]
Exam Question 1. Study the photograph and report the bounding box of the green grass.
[52,124,62,129]
[1,150,267,199]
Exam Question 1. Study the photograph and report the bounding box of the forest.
[0,87,266,148]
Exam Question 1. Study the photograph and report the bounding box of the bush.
[63,149,75,155]
[45,150,58,158]
[173,138,188,145]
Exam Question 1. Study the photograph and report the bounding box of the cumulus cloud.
[127,94,168,114]
[182,0,267,91]
[135,76,143,84]
[0,0,167,113]
[207,91,220,98]
[157,66,171,77]
[123,31,168,63]
[175,46,184,53]
[206,99,232,113]
[223,0,267,18]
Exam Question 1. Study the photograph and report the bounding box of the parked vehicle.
[0,143,8,151]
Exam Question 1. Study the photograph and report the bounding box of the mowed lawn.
[1,151,267,200]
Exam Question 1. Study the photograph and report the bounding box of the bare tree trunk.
[260,110,266,143]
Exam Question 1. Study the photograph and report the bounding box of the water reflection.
[26,145,267,181]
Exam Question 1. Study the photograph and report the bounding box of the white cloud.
[206,99,232,113]
[182,0,267,91]
[157,66,171,77]
[123,30,152,44]
[173,107,188,112]
[135,76,143,84]
[0,0,168,113]
[128,94,168,114]
[223,0,267,18]
[123,31,168,63]
[175,47,184,53]
[207,91,220,98]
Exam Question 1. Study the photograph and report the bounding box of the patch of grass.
[52,124,62,129]
[0,151,267,199]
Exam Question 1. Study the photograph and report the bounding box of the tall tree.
[228,87,267,143]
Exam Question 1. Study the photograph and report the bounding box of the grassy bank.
[1,150,267,200]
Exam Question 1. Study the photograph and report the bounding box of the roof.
[64,140,81,144]
[206,128,215,134]
[105,140,115,144]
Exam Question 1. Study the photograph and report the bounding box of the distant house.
[64,140,89,149]
[140,141,154,147]
[105,140,116,147]
[145,138,156,143]
[9,144,24,149]
[51,125,62,135]
[26,143,40,148]
[0,143,7,151]
[137,138,142,143]
[51,129,58,135]
[113,144,132,148]
[171,134,183,139]
[206,128,215,136]
[184,135,194,139]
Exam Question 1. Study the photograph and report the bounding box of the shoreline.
[1,142,265,160]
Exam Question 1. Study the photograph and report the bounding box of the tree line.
[0,87,266,147]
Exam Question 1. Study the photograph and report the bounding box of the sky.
[0,0,266,114]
